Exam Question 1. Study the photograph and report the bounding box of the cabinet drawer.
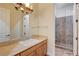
[28,51,36,56]
[20,49,33,56]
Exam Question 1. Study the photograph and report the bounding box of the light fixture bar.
[14,3,33,14]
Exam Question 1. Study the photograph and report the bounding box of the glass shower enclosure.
[55,3,74,56]
[55,16,73,50]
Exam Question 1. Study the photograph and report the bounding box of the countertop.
[0,35,47,56]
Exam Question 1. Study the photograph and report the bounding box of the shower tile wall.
[55,16,73,50]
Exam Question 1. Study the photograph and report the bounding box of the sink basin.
[19,39,40,46]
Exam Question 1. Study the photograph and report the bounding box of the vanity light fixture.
[20,7,24,11]
[20,7,24,12]
[14,3,23,10]
[14,3,33,14]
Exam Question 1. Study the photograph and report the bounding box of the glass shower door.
[55,16,73,50]
[55,3,74,56]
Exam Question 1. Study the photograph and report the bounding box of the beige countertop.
[0,35,47,56]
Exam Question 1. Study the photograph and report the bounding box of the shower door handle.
[76,37,78,40]
[76,19,78,22]
[6,34,10,37]
[24,33,26,35]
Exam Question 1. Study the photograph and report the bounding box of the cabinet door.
[43,44,47,55]
[36,45,44,56]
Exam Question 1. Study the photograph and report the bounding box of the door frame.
[73,3,78,56]
[76,3,79,56]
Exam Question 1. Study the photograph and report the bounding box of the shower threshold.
[55,44,73,51]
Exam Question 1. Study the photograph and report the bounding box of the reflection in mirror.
[23,15,31,40]
[0,3,24,43]
[0,8,10,42]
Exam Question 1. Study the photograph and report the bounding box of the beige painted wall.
[29,3,39,35]
[0,3,24,38]
[30,3,55,56]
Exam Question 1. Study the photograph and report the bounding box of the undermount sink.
[19,39,40,46]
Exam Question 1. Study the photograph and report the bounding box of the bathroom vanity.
[15,37,47,56]
[0,4,47,56]
[0,35,47,56]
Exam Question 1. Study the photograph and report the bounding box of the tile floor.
[55,46,73,56]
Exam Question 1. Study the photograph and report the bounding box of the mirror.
[0,8,10,42]
[0,3,24,42]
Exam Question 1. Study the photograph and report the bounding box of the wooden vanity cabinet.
[28,51,36,56]
[36,40,47,56]
[36,45,45,56]
[15,54,20,56]
[15,40,47,56]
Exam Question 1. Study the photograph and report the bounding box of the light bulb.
[20,7,24,11]
[25,3,29,7]
[30,6,32,9]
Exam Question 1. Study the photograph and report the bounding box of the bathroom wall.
[38,4,55,56]
[29,3,55,56]
[55,4,73,17]
[29,3,39,35]
[0,3,24,39]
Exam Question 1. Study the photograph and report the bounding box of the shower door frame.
[76,3,79,56]
[73,3,78,56]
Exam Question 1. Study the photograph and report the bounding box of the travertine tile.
[55,47,73,56]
